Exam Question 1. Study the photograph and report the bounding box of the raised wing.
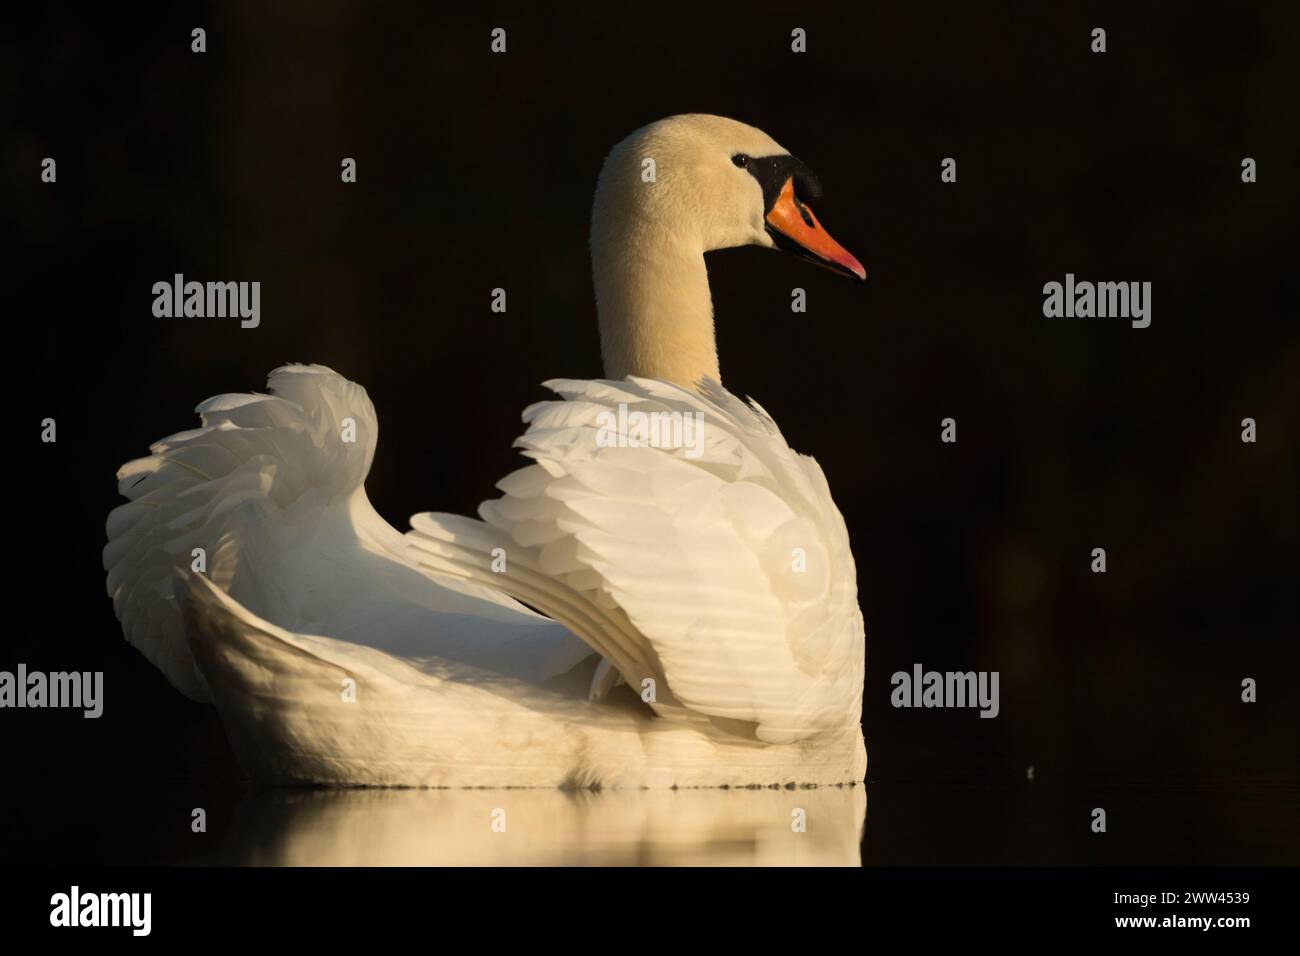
[105,364,591,701]
[410,376,865,743]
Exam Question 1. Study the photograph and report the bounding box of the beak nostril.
[793,196,816,229]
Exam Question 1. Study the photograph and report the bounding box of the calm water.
[8,777,1295,866]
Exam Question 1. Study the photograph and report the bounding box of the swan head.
[591,113,865,281]
[590,114,864,387]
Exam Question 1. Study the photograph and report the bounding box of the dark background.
[5,2,1297,865]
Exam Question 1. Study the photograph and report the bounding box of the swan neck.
[593,235,720,389]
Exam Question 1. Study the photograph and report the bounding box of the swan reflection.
[224,785,866,866]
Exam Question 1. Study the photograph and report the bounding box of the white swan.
[105,114,869,788]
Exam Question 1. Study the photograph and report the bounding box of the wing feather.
[413,376,865,744]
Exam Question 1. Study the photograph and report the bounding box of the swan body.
[105,115,869,788]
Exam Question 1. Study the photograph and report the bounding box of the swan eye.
[731,154,749,168]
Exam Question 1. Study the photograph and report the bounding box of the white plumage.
[105,365,592,704]
[104,115,868,787]
[410,375,864,746]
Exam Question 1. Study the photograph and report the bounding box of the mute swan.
[105,114,868,788]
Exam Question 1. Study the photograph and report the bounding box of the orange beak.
[764,178,866,281]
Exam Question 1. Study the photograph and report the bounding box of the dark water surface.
[8,773,1293,866]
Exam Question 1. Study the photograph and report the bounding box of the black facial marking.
[741,154,823,213]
